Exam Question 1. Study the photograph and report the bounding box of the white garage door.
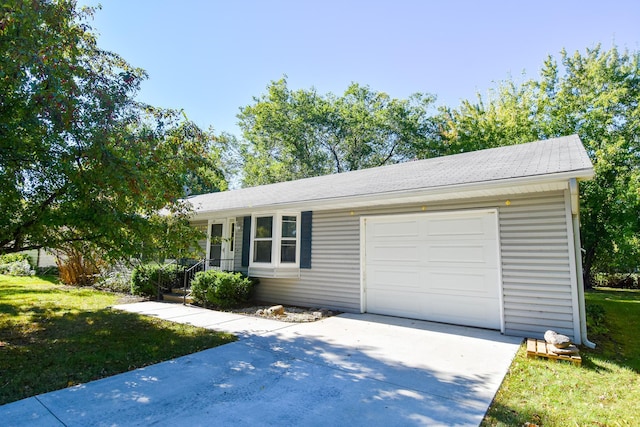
[363,209,502,330]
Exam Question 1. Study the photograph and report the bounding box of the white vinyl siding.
[252,210,361,312]
[233,190,577,340]
[499,192,577,338]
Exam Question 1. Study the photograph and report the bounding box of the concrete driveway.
[1,302,521,426]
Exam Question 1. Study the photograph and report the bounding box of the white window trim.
[249,212,301,269]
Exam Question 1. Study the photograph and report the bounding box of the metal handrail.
[156,259,178,302]
[182,259,205,305]
[180,258,236,305]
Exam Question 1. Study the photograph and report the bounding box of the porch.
[160,258,236,304]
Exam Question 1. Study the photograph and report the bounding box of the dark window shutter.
[241,216,251,267]
[300,211,312,269]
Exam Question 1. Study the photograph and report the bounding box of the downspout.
[570,178,596,349]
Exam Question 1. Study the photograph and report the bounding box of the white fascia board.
[189,168,594,220]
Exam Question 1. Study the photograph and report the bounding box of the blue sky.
[86,0,640,136]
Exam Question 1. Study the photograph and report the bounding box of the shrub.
[0,259,35,276]
[0,253,34,266]
[593,272,639,289]
[96,267,132,294]
[131,263,184,297]
[190,270,255,309]
[56,244,105,286]
[586,303,609,336]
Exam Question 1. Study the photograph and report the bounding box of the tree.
[437,45,640,286]
[0,1,225,260]
[238,78,438,186]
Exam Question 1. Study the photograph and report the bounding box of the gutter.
[570,178,596,349]
[189,168,595,219]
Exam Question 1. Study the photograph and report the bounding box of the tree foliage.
[238,78,438,186]
[437,45,640,284]
[0,0,225,260]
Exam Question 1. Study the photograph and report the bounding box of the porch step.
[163,293,193,304]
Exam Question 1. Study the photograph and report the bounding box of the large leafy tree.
[437,45,640,286]
[0,0,225,260]
[238,78,438,186]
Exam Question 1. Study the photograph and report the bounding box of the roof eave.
[189,167,594,220]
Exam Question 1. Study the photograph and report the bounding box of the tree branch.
[4,185,68,252]
[379,137,399,166]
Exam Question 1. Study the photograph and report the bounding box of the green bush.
[0,253,35,269]
[586,303,609,336]
[190,270,255,309]
[96,268,132,294]
[131,263,184,297]
[593,272,639,289]
[0,259,35,276]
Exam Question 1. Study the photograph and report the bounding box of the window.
[209,223,223,267]
[251,213,299,267]
[253,216,273,263]
[280,215,297,263]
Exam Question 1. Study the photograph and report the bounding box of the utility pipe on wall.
[570,178,596,349]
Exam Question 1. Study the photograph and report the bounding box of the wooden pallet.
[526,338,582,366]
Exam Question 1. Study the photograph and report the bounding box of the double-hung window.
[251,213,299,267]
[280,215,297,263]
[253,216,273,263]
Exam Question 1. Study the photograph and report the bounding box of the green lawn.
[2,275,638,423]
[0,275,235,405]
[483,288,640,426]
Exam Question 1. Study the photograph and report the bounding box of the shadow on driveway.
[1,312,521,426]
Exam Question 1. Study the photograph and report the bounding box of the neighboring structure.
[21,249,57,268]
[186,135,594,343]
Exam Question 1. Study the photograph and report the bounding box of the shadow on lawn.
[33,275,60,285]
[0,284,97,299]
[0,306,234,406]
[583,288,640,373]
[483,400,547,426]
[485,289,640,426]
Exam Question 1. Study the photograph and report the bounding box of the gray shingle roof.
[188,135,593,214]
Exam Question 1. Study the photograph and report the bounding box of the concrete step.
[171,288,190,295]
[163,293,193,304]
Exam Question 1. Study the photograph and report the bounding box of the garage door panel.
[369,244,421,262]
[426,244,488,264]
[424,295,501,330]
[371,220,420,238]
[427,270,499,297]
[427,217,485,236]
[368,268,422,291]
[368,290,423,319]
[426,216,496,241]
[369,292,501,330]
[364,210,502,330]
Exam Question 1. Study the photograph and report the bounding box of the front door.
[208,219,236,271]
[226,219,236,270]
[209,222,223,268]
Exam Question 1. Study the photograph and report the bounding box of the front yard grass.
[483,288,640,426]
[0,275,235,405]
